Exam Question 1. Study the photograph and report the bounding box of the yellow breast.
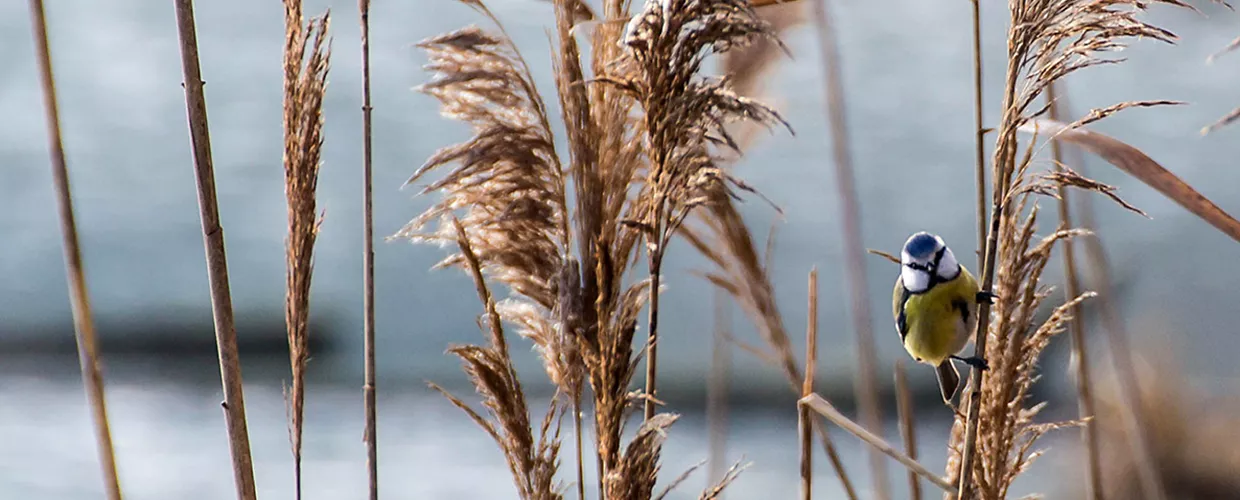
[892,267,979,365]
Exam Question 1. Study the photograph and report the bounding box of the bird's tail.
[936,360,961,403]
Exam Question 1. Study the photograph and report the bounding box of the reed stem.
[359,1,379,499]
[970,0,986,270]
[643,247,664,421]
[801,394,958,496]
[800,269,818,500]
[29,2,123,498]
[172,1,258,497]
[1046,83,1103,500]
[894,361,920,500]
[810,0,888,496]
[707,288,731,490]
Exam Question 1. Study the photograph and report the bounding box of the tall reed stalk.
[171,1,257,498]
[28,2,122,498]
[281,2,331,496]
[809,0,887,496]
[358,1,378,498]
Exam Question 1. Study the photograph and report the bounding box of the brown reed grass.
[28,1,122,498]
[402,0,792,497]
[281,2,331,496]
[357,0,378,498]
[950,2,1201,498]
[171,1,257,498]
[808,0,888,495]
[611,0,791,421]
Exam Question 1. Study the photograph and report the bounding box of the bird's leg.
[952,355,990,371]
[975,290,998,304]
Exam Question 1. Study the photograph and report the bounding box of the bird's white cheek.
[901,268,930,292]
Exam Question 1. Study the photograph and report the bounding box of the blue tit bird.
[892,232,992,403]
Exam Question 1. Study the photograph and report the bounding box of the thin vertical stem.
[643,248,663,421]
[970,0,987,271]
[29,2,123,499]
[172,1,258,498]
[359,1,379,499]
[810,0,888,497]
[707,288,732,490]
[957,11,1025,496]
[894,361,920,500]
[1046,83,1102,500]
[801,269,819,500]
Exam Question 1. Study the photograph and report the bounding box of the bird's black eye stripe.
[905,262,931,272]
[933,247,946,269]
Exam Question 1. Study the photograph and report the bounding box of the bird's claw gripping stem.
[952,355,990,371]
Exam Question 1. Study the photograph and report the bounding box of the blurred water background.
[2,0,1238,498]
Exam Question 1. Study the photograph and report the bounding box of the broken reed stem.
[810,0,887,496]
[970,0,986,270]
[28,2,123,498]
[894,361,920,500]
[1046,83,1102,500]
[801,269,818,500]
[358,1,378,499]
[171,2,258,498]
[801,394,959,496]
[707,288,732,490]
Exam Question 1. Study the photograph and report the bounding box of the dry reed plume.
[950,1,1201,498]
[27,1,123,498]
[611,0,790,421]
[281,1,331,496]
[171,1,258,497]
[1204,12,1240,134]
[401,0,788,497]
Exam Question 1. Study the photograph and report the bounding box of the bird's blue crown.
[903,232,940,259]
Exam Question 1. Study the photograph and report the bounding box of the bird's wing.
[892,276,910,340]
